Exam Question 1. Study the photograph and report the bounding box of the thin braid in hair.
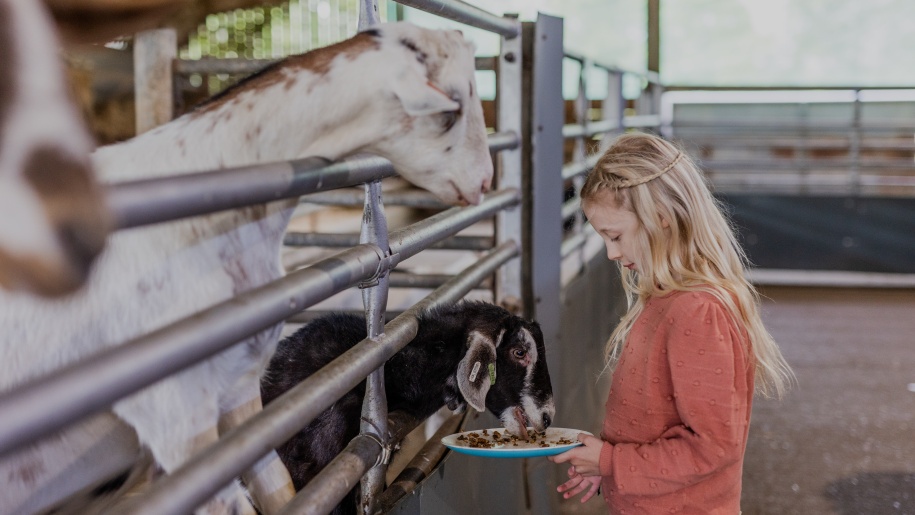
[612,151,683,188]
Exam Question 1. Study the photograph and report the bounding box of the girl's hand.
[555,467,602,503]
[547,433,604,476]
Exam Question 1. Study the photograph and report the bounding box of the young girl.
[549,132,793,514]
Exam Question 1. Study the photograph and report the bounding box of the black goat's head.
[452,306,555,437]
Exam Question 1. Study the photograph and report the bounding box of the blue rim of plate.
[441,427,591,458]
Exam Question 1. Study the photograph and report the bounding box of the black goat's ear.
[456,330,497,412]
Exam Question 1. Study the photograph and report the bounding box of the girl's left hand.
[555,469,602,503]
[548,432,604,476]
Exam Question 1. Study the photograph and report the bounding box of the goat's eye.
[512,348,526,360]
[440,108,461,132]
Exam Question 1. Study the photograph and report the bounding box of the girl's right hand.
[556,465,602,503]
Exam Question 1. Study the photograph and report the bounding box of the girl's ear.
[660,216,670,229]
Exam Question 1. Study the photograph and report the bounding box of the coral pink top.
[598,290,755,514]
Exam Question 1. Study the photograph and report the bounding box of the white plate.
[441,427,591,458]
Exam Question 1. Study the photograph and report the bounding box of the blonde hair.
[581,132,794,398]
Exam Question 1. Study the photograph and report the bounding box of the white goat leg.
[219,376,295,514]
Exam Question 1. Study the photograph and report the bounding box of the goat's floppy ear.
[456,331,497,412]
[392,66,461,116]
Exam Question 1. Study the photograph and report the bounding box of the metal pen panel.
[0,191,516,457]
[119,242,519,515]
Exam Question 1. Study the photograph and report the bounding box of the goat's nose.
[542,413,552,429]
[481,178,491,194]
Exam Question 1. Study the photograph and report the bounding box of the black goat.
[260,300,555,513]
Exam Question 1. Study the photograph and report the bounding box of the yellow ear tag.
[488,363,496,385]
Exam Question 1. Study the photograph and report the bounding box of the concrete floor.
[742,286,915,515]
[558,285,915,515]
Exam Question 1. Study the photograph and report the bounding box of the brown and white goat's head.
[453,305,555,438]
[360,22,493,206]
[0,0,109,296]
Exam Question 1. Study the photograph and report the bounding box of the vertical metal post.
[603,69,625,147]
[650,81,664,125]
[850,89,862,195]
[134,28,176,134]
[523,15,565,515]
[495,15,523,313]
[799,102,810,193]
[571,60,589,269]
[357,5,385,515]
[524,14,564,344]
[357,180,390,515]
[358,0,380,28]
[647,0,660,74]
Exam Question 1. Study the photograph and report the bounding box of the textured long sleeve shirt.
[598,290,755,514]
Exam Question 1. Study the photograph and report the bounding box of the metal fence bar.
[624,114,662,128]
[287,310,406,325]
[561,154,599,181]
[393,0,520,38]
[175,55,499,77]
[672,120,915,131]
[299,188,448,208]
[0,189,518,457]
[562,119,619,139]
[475,56,497,71]
[561,231,588,259]
[284,232,494,251]
[487,130,521,152]
[703,159,915,171]
[388,188,519,258]
[107,155,397,229]
[561,197,580,222]
[175,57,278,75]
[120,241,520,515]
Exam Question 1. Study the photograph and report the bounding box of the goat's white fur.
[0,22,491,515]
[0,0,108,296]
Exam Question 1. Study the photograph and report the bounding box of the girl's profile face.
[583,190,644,272]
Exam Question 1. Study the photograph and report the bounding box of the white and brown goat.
[261,301,556,515]
[0,22,492,515]
[0,0,109,296]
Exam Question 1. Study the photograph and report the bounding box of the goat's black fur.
[260,300,553,514]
